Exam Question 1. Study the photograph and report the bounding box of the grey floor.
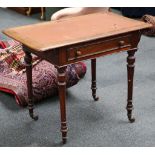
[0,8,155,147]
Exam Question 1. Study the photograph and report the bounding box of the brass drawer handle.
[76,51,82,56]
[119,40,125,46]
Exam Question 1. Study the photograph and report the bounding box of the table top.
[3,12,152,52]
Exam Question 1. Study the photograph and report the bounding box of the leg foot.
[62,139,67,144]
[93,96,99,101]
[30,114,39,121]
[128,117,135,123]
[126,104,135,123]
[28,106,39,121]
[62,128,67,144]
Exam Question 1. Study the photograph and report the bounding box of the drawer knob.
[76,51,82,56]
[119,40,125,46]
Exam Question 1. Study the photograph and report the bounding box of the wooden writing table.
[3,12,152,144]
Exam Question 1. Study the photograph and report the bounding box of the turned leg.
[26,7,32,16]
[24,51,38,121]
[91,59,99,101]
[40,7,45,20]
[126,49,137,123]
[57,66,68,144]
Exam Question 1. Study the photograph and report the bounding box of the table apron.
[59,32,140,65]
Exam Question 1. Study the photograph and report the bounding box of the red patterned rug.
[142,14,155,36]
[0,39,87,106]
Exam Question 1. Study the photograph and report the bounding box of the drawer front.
[66,35,132,62]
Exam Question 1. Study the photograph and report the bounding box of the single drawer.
[66,34,132,62]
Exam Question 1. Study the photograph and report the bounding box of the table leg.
[24,51,38,121]
[57,66,68,144]
[26,7,32,16]
[91,59,99,101]
[126,49,137,123]
[40,7,45,20]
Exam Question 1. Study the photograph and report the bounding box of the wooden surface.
[3,12,152,52]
